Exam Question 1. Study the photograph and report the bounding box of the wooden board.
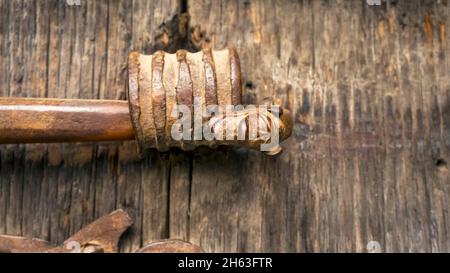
[1,0,449,252]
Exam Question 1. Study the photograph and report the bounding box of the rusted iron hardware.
[0,210,202,253]
[128,47,292,155]
[0,47,293,155]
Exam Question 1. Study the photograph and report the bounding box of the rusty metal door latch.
[0,47,293,155]
[0,210,202,253]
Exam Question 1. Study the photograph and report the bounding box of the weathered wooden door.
[1,0,449,252]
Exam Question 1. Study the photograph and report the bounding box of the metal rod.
[0,97,134,144]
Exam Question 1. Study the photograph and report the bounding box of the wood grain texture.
[0,0,449,253]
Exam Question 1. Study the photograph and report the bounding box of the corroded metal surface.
[0,210,202,253]
[0,210,132,253]
[0,47,292,155]
[52,209,134,253]
[127,47,292,155]
[0,98,134,144]
[0,235,52,253]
